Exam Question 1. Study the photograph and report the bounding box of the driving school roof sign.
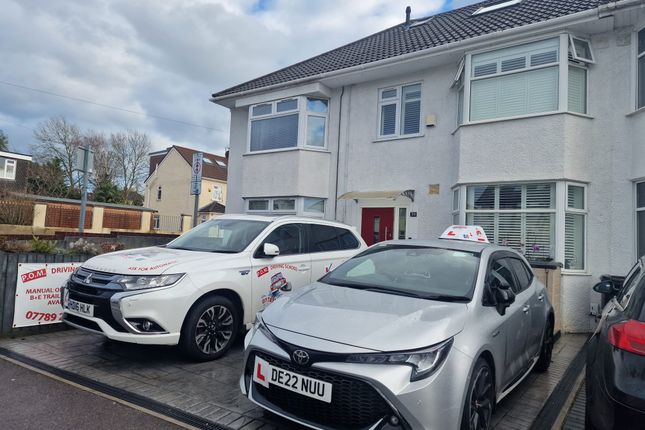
[440,225,489,243]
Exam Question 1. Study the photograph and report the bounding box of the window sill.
[561,270,591,276]
[243,147,331,156]
[461,110,594,128]
[373,133,425,143]
[626,106,645,118]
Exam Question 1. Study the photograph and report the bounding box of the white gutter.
[210,0,643,104]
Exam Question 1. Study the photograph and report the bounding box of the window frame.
[156,185,162,201]
[247,96,329,154]
[637,28,645,110]
[376,81,423,140]
[246,196,326,216]
[568,35,595,64]
[635,181,645,258]
[0,158,16,180]
[563,182,587,272]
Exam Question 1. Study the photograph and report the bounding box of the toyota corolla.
[240,226,554,430]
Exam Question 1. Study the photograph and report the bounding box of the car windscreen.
[166,219,269,253]
[320,245,480,301]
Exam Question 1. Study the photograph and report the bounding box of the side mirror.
[263,243,280,257]
[593,280,617,295]
[280,282,292,292]
[494,287,515,316]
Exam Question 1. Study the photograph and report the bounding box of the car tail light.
[608,320,645,356]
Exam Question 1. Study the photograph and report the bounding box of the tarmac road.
[0,356,185,430]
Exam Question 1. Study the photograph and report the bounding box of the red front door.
[361,208,394,246]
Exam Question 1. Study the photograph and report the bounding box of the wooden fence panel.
[103,208,141,230]
[45,204,92,229]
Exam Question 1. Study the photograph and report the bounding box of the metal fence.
[0,252,91,336]
[153,214,182,232]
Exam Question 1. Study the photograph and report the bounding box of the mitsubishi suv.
[61,215,366,360]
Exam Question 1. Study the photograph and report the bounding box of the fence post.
[92,206,104,232]
[33,203,47,229]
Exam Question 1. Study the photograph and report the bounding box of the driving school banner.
[13,262,79,328]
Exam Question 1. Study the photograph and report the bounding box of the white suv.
[61,215,366,360]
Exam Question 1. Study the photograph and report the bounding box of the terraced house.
[211,0,645,332]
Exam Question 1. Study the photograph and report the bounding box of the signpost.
[76,147,94,233]
[191,152,203,227]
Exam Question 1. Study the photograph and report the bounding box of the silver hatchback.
[240,235,554,430]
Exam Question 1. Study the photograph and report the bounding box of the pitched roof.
[212,0,610,99]
[199,201,226,214]
[148,145,228,182]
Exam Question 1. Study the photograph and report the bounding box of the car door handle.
[537,294,544,302]
[298,265,311,272]
[522,305,530,313]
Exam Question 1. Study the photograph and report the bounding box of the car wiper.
[209,250,238,254]
[325,281,424,299]
[422,294,471,303]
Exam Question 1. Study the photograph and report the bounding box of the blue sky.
[0,0,480,157]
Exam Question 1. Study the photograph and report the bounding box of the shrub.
[68,238,101,255]
[30,236,58,254]
[100,242,125,253]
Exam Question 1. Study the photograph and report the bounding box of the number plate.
[253,356,332,403]
[65,298,94,317]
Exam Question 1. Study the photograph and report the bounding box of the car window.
[489,258,520,294]
[262,224,305,256]
[619,272,643,309]
[617,265,641,303]
[309,225,341,252]
[508,258,532,292]
[337,227,360,250]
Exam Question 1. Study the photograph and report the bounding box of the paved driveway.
[0,329,586,430]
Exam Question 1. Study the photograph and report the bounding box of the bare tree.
[111,130,150,204]
[32,117,82,193]
[82,130,114,185]
[0,129,9,152]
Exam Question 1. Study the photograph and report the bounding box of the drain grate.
[0,346,233,430]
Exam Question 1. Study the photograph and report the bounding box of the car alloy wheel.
[467,361,494,430]
[195,305,234,354]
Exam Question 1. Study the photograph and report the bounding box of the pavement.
[0,356,184,430]
[0,329,589,430]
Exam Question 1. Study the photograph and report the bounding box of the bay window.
[460,35,594,122]
[465,183,555,261]
[0,157,16,180]
[638,28,644,109]
[378,83,422,138]
[249,97,328,152]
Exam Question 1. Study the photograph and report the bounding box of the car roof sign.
[440,225,489,243]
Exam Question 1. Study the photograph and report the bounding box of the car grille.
[248,350,395,430]
[67,279,127,333]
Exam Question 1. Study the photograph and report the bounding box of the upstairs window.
[0,158,16,180]
[378,83,422,138]
[639,29,645,109]
[470,38,560,122]
[249,96,328,152]
[212,185,222,202]
[568,36,594,114]
[156,186,162,200]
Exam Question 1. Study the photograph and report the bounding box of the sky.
[0,0,480,158]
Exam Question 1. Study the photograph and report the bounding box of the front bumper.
[240,326,471,430]
[61,275,198,345]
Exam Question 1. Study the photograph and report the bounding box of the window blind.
[381,104,397,135]
[402,84,421,135]
[250,114,298,151]
[565,213,585,270]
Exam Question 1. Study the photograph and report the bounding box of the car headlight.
[116,273,184,290]
[346,338,453,381]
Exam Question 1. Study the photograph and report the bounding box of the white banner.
[13,262,80,328]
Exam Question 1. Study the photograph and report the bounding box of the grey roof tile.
[212,0,611,99]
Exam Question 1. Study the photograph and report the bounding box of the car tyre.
[180,295,240,361]
[535,319,554,372]
[461,358,495,430]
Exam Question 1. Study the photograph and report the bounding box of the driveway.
[0,329,587,429]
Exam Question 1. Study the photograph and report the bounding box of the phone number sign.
[13,263,80,328]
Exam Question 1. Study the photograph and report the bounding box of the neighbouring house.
[0,150,32,193]
[144,145,227,230]
[211,0,645,332]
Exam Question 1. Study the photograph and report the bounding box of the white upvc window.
[212,185,223,202]
[156,186,162,201]
[460,35,594,123]
[0,158,16,180]
[635,182,645,257]
[247,196,326,216]
[303,197,325,216]
[638,28,645,109]
[248,97,328,153]
[452,188,460,225]
[378,82,422,138]
[564,183,587,271]
[465,183,556,261]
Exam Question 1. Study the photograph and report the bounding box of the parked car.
[586,259,645,429]
[61,215,366,360]
[241,225,554,430]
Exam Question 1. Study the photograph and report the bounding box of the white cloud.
[0,0,457,156]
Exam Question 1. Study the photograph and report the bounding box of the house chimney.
[405,6,411,24]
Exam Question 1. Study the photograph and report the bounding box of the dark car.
[586,259,645,429]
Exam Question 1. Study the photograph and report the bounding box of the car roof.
[377,239,514,255]
[216,213,358,229]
